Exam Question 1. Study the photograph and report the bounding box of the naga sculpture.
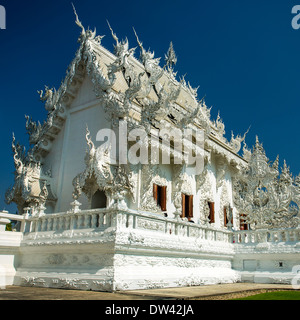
[37,86,59,112]
[25,115,43,145]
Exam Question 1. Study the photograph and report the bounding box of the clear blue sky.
[0,0,300,212]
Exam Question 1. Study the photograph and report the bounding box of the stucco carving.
[72,126,134,210]
[140,164,168,213]
[5,134,56,214]
[219,184,231,228]
[233,137,300,229]
[197,169,215,225]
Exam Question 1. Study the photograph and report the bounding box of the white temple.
[0,12,300,291]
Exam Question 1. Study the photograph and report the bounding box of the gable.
[69,75,97,110]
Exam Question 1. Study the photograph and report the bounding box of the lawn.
[234,290,300,300]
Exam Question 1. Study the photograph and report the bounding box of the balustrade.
[233,227,300,244]
[2,208,299,246]
[26,209,112,233]
[9,208,232,244]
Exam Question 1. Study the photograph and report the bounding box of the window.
[207,201,215,223]
[153,184,167,214]
[181,194,193,221]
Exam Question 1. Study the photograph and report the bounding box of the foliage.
[5,222,12,231]
[233,290,300,300]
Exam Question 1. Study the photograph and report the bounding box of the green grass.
[234,290,300,300]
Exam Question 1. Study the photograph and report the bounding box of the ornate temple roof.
[20,8,249,173]
[6,8,267,215]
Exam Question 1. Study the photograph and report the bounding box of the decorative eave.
[27,45,87,162]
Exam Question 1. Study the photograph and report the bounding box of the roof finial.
[133,27,142,49]
[71,3,85,35]
[107,20,119,43]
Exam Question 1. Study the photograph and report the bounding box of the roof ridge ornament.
[107,20,135,57]
[72,3,103,44]
[229,126,250,154]
[72,3,85,36]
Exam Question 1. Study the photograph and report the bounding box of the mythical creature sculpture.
[25,115,43,145]
[38,86,59,112]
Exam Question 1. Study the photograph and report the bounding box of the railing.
[122,209,233,243]
[0,208,233,243]
[29,208,113,233]
[0,210,26,232]
[2,208,300,245]
[233,228,300,244]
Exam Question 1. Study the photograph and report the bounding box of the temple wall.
[233,244,300,284]
[1,210,300,291]
[42,125,65,213]
[10,209,238,291]
[13,241,116,291]
[52,76,111,212]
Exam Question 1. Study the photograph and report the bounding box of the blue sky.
[0,0,300,212]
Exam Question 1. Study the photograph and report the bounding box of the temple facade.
[0,13,300,291]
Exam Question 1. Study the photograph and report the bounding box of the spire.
[272,155,279,171]
[165,41,177,69]
[255,135,260,146]
[254,135,265,154]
